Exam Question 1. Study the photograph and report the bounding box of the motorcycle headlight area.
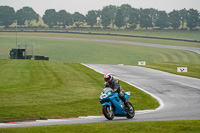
[100,91,112,100]
[100,94,107,99]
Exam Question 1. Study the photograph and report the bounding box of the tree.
[72,12,85,28]
[15,6,39,26]
[0,6,15,28]
[56,10,73,27]
[129,8,139,29]
[101,5,117,28]
[155,11,169,29]
[169,10,180,29]
[120,4,132,28]
[147,8,158,28]
[42,9,57,28]
[179,8,188,29]
[186,9,200,30]
[86,10,98,27]
[56,10,72,28]
[114,9,124,29]
[139,8,153,29]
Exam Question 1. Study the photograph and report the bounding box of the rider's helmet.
[104,73,113,83]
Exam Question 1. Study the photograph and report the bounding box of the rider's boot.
[121,96,129,110]
[124,100,128,107]
[119,92,129,110]
[124,101,129,111]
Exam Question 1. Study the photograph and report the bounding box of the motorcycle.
[99,87,135,120]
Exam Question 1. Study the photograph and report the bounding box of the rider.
[104,73,128,107]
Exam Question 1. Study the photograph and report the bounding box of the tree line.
[0,4,200,30]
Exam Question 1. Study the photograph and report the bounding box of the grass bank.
[0,60,158,122]
[1,120,200,133]
[143,62,200,79]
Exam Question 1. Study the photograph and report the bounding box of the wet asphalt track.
[64,38,200,54]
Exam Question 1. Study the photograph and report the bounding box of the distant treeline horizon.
[0,4,199,30]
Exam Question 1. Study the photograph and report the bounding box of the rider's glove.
[111,89,116,93]
[104,82,109,87]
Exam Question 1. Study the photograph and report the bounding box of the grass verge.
[1,120,200,133]
[143,62,200,79]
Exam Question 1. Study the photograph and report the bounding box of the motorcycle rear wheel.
[126,102,135,119]
[102,105,114,120]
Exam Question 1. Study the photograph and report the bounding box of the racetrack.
[64,37,200,54]
[0,35,200,128]
[1,64,200,128]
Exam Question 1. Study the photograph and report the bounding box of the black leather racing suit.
[104,78,127,104]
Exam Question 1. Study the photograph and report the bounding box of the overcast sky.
[0,0,200,16]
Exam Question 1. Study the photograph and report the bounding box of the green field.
[0,32,200,131]
[1,120,200,133]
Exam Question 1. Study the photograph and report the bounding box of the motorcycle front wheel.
[126,102,135,119]
[102,105,114,120]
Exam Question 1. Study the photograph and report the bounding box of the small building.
[9,48,49,61]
